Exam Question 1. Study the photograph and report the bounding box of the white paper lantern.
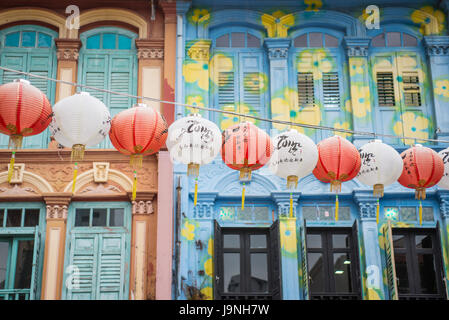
[269,129,318,189]
[437,147,449,189]
[166,113,222,176]
[357,139,403,196]
[49,91,111,161]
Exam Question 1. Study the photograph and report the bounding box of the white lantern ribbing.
[437,147,449,189]
[269,129,318,189]
[357,139,403,197]
[166,113,222,205]
[49,91,111,161]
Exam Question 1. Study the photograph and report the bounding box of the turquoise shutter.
[97,234,127,300]
[29,228,41,300]
[382,220,398,300]
[0,53,27,148]
[300,219,310,300]
[66,233,98,300]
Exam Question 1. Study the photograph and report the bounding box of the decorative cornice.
[264,38,291,60]
[271,192,300,217]
[423,36,449,56]
[136,39,164,60]
[191,192,218,219]
[55,39,82,61]
[132,200,154,215]
[343,37,371,57]
[437,191,449,219]
[43,193,72,220]
[127,191,156,203]
[159,0,177,23]
[186,40,211,61]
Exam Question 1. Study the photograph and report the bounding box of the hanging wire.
[2,65,449,144]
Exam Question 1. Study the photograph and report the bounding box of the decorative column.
[136,39,164,112]
[354,191,385,300]
[343,37,373,148]
[40,193,72,300]
[55,39,81,102]
[423,36,449,142]
[271,192,300,300]
[160,0,177,125]
[129,192,155,300]
[264,38,291,134]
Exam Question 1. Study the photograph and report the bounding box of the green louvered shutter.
[29,228,41,300]
[97,234,127,300]
[300,219,310,300]
[382,220,398,300]
[436,221,449,299]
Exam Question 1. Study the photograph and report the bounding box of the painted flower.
[290,106,322,135]
[305,0,323,12]
[434,79,449,98]
[183,62,209,91]
[297,49,334,80]
[393,112,430,145]
[210,53,234,86]
[261,11,295,38]
[271,88,297,131]
[280,220,297,255]
[204,258,213,277]
[411,6,445,35]
[186,95,205,114]
[351,85,371,118]
[243,72,268,93]
[181,220,196,241]
[219,103,258,130]
[189,8,210,24]
[200,287,213,300]
[344,99,352,113]
[349,58,365,76]
[333,121,352,138]
[207,238,213,256]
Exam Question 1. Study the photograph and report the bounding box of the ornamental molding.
[93,162,109,183]
[343,37,371,57]
[55,39,82,61]
[271,192,300,217]
[136,39,164,60]
[186,40,211,61]
[46,204,68,220]
[7,163,25,184]
[0,184,37,196]
[359,202,377,221]
[267,47,289,60]
[132,200,154,215]
[264,38,291,60]
[191,192,218,219]
[423,36,449,56]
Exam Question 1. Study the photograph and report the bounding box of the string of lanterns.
[0,79,448,224]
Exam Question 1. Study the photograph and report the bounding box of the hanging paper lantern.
[221,122,273,209]
[437,147,449,190]
[398,144,444,225]
[109,103,168,200]
[166,113,222,206]
[357,139,403,197]
[313,135,361,221]
[0,79,52,149]
[50,92,111,161]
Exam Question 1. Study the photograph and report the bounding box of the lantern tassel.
[330,180,342,193]
[335,194,339,221]
[373,184,384,197]
[419,200,423,226]
[241,182,246,211]
[130,154,143,169]
[71,144,85,162]
[7,151,16,183]
[415,187,426,200]
[8,135,23,150]
[71,162,78,194]
[188,163,200,177]
[194,178,198,206]
[289,193,293,218]
[376,198,380,224]
[287,176,298,189]
[132,171,138,201]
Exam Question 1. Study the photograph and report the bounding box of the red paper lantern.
[109,103,168,166]
[398,144,444,200]
[0,79,52,148]
[313,135,361,192]
[221,122,273,180]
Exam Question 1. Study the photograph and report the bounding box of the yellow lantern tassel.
[7,151,15,183]
[419,200,423,225]
[132,171,137,201]
[194,178,198,206]
[71,162,78,194]
[376,198,380,224]
[289,193,293,218]
[241,182,246,211]
[335,194,339,221]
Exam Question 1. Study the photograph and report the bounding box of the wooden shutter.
[382,220,398,300]
[29,228,41,300]
[397,53,422,108]
[239,53,264,127]
[214,53,236,129]
[297,72,315,108]
[270,220,282,300]
[322,72,340,107]
[300,219,310,300]
[376,72,396,107]
[436,221,449,299]
[83,55,108,102]
[351,220,362,297]
[213,220,222,300]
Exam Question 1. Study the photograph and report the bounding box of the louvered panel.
[218,71,235,108]
[297,72,315,107]
[322,72,340,106]
[243,72,261,111]
[85,72,106,101]
[377,72,396,107]
[402,71,421,107]
[2,71,21,84]
[109,72,131,109]
[97,235,125,300]
[73,255,94,289]
[29,71,49,95]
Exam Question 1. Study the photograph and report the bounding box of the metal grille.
[377,72,395,106]
[402,72,421,107]
[322,72,340,106]
[297,72,315,107]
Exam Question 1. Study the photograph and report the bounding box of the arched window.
[369,29,431,146]
[210,29,268,131]
[79,27,138,149]
[0,25,58,149]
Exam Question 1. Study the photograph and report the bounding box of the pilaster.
[54,39,81,103]
[271,192,300,218]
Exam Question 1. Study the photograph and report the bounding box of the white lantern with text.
[437,147,449,190]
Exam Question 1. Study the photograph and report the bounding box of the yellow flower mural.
[393,112,430,145]
[183,62,209,91]
[334,121,351,138]
[220,103,258,130]
[186,95,205,114]
[244,72,268,93]
[189,8,210,24]
[435,79,449,98]
[297,49,334,80]
[351,85,371,118]
[280,219,297,255]
[200,287,213,300]
[261,11,295,38]
[210,53,233,86]
[271,88,297,131]
[411,6,445,35]
[305,0,323,12]
[349,57,365,76]
[181,220,196,241]
[204,258,213,277]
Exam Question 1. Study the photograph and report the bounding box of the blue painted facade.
[174,0,449,300]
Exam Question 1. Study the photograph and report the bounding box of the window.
[214,221,281,300]
[293,32,339,48]
[302,204,351,221]
[383,206,434,222]
[74,208,124,227]
[218,205,271,223]
[304,225,361,300]
[5,31,53,48]
[392,228,446,300]
[372,32,418,48]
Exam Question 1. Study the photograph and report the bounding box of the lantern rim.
[13,79,30,85]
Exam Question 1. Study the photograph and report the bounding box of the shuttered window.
[218,72,235,108]
[376,72,396,107]
[402,72,421,107]
[322,72,340,106]
[243,72,261,111]
[297,72,315,107]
